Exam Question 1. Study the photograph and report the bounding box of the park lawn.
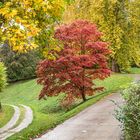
[129,67,140,74]
[0,74,133,140]
[0,105,14,128]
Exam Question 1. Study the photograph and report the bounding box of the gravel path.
[35,75,140,140]
[0,105,20,134]
[0,105,33,140]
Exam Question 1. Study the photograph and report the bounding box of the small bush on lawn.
[0,62,7,92]
[0,62,7,111]
[116,82,140,140]
[60,99,75,111]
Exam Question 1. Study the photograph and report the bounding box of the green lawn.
[0,74,133,140]
[129,67,140,74]
[0,105,14,128]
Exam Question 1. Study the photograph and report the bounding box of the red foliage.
[37,20,111,102]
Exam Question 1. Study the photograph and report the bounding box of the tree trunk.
[81,89,86,102]
[80,39,87,102]
[111,59,120,73]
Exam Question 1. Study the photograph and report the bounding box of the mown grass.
[0,74,133,140]
[129,67,140,74]
[0,105,14,128]
[10,106,25,130]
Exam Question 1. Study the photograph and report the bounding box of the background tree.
[0,62,7,111]
[37,20,111,103]
[128,0,140,66]
[0,0,65,58]
[0,43,40,82]
[63,0,140,72]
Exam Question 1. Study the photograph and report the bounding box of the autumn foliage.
[37,20,111,102]
[0,0,64,56]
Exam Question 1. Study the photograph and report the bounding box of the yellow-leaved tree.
[63,0,140,72]
[0,0,65,58]
[128,0,140,67]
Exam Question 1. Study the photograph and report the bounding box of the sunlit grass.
[0,74,133,140]
[0,105,14,128]
[129,67,140,74]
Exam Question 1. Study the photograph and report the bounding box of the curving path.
[35,93,122,140]
[35,75,140,140]
[0,104,33,140]
[0,105,20,134]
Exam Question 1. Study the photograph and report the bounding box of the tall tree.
[0,0,65,58]
[128,0,140,66]
[63,0,140,72]
[37,20,111,102]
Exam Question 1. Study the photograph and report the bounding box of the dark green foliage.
[0,43,40,82]
[116,82,140,140]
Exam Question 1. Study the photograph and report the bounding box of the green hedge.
[116,82,140,140]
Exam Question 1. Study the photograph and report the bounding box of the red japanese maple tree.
[37,20,111,102]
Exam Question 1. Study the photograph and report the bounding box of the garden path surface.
[0,104,33,140]
[35,74,140,140]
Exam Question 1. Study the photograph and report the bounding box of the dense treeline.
[63,0,140,72]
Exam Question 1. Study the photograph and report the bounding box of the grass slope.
[0,74,133,140]
[0,105,14,128]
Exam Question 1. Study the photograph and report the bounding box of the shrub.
[116,82,140,140]
[0,62,7,91]
[60,99,75,111]
[0,62,7,111]
[0,43,40,82]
